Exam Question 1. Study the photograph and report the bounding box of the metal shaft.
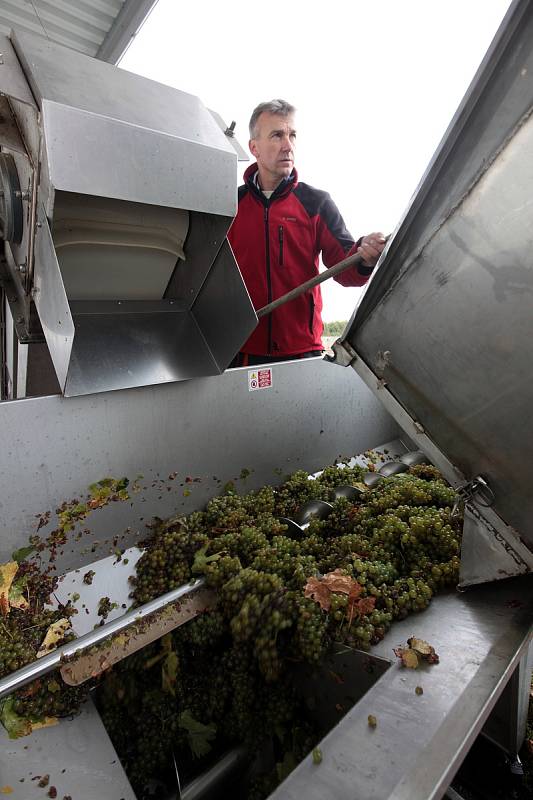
[256,250,364,319]
[0,578,205,700]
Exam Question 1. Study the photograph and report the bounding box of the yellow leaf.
[36,618,71,658]
[402,649,420,669]
[31,717,58,732]
[1,786,14,794]
[407,637,435,656]
[394,646,420,668]
[0,562,18,615]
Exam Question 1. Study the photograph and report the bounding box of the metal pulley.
[0,152,24,244]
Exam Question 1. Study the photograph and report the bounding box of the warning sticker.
[248,368,273,392]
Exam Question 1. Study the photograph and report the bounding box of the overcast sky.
[120,0,512,321]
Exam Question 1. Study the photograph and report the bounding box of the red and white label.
[248,368,273,391]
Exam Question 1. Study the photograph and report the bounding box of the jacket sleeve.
[316,193,374,287]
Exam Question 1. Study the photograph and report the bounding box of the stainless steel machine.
[0,28,256,397]
[0,1,532,798]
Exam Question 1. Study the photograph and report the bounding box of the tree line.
[322,320,347,336]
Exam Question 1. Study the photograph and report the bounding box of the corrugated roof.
[0,0,157,63]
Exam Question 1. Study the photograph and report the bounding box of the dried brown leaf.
[304,577,331,611]
[355,596,376,616]
[322,569,354,595]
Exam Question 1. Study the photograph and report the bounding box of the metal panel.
[165,213,234,306]
[192,239,258,370]
[64,302,220,396]
[32,204,74,390]
[0,95,26,154]
[483,640,533,754]
[269,577,533,800]
[12,28,234,154]
[41,99,237,215]
[0,358,400,567]
[0,33,36,105]
[0,696,136,800]
[343,0,533,554]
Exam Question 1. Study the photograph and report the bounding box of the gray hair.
[249,99,296,138]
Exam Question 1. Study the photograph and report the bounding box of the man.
[227,99,386,367]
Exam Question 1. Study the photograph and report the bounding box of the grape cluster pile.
[2,460,462,800]
[108,463,462,798]
[0,565,86,730]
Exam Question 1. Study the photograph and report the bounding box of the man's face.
[249,112,296,186]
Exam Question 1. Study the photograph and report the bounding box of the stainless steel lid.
[341,0,533,554]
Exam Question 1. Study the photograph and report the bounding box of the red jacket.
[227,164,374,357]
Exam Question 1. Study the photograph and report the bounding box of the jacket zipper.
[264,205,273,353]
[278,225,284,266]
[309,294,315,335]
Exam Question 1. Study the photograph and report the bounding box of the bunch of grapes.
[3,457,463,800]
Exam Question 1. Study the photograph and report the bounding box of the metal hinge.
[452,475,495,519]
[325,338,358,367]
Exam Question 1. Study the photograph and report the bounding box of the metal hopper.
[0,29,257,397]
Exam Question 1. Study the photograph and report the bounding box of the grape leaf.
[0,562,18,615]
[407,637,434,656]
[178,710,216,759]
[393,647,419,669]
[8,576,29,611]
[0,698,31,739]
[29,717,58,732]
[323,569,354,595]
[11,545,35,564]
[347,588,373,625]
[354,596,376,616]
[304,576,331,611]
[36,618,72,658]
[394,637,440,668]
[162,651,179,696]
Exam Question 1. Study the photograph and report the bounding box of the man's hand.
[359,232,387,267]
